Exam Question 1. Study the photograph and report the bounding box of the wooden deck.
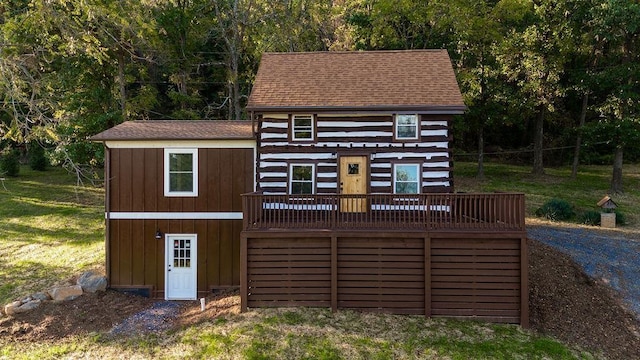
[242,193,525,232]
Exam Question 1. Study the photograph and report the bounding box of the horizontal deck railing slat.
[242,193,525,232]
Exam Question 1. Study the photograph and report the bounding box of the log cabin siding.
[258,114,453,194]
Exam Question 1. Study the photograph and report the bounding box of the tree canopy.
[1,0,638,191]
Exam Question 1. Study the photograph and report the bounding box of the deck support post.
[520,236,529,327]
[424,235,431,318]
[240,232,248,312]
[331,234,338,312]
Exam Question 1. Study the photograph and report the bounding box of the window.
[164,149,198,197]
[292,115,314,141]
[394,164,420,194]
[395,114,419,140]
[289,164,315,194]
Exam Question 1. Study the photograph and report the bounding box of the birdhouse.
[597,195,617,228]
[596,195,618,210]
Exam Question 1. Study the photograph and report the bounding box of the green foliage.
[536,199,575,221]
[0,148,20,177]
[28,143,48,171]
[578,210,601,226]
[615,210,627,226]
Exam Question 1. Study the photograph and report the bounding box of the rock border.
[2,271,107,316]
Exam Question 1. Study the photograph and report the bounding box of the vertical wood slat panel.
[242,232,526,324]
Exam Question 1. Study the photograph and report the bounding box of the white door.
[165,234,197,300]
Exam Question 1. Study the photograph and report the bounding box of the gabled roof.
[247,50,466,113]
[90,120,254,141]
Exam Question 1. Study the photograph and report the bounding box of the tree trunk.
[611,146,624,194]
[477,126,485,180]
[117,49,126,123]
[571,93,588,179]
[532,107,545,175]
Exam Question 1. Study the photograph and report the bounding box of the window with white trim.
[292,115,314,141]
[394,164,420,194]
[395,114,419,140]
[289,164,315,194]
[164,148,198,197]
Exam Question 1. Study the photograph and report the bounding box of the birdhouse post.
[597,195,618,228]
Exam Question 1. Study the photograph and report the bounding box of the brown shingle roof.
[90,120,254,141]
[247,50,465,112]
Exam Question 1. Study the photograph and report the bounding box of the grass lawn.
[3,162,638,359]
[0,166,105,305]
[1,306,597,360]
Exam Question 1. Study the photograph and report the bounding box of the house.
[91,120,255,300]
[241,50,528,325]
[93,50,528,326]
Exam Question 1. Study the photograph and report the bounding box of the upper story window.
[289,164,315,194]
[291,115,314,141]
[395,114,419,140]
[164,148,198,197]
[394,164,420,194]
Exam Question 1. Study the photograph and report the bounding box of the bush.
[615,210,627,226]
[578,210,601,226]
[0,149,20,177]
[535,198,575,221]
[28,144,48,171]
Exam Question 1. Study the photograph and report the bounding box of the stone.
[16,300,41,313]
[32,292,51,301]
[48,285,83,301]
[4,301,22,316]
[77,271,107,293]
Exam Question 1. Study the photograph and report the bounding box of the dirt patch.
[1,241,639,359]
[529,239,640,359]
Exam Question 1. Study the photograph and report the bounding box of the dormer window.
[291,115,314,141]
[395,114,419,140]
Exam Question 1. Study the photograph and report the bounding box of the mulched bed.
[1,238,639,359]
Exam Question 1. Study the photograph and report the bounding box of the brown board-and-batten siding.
[242,231,528,325]
[258,114,453,194]
[106,146,254,298]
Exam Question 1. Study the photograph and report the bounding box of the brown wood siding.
[337,238,425,314]
[247,238,332,307]
[242,231,527,324]
[109,148,254,212]
[258,114,453,194]
[108,219,242,298]
[430,237,521,323]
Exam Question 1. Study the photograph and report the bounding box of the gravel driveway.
[528,225,640,317]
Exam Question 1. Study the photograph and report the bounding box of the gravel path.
[528,225,640,317]
[110,301,182,336]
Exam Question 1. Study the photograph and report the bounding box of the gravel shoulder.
[528,225,640,317]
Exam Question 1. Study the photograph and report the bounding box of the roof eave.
[245,105,467,114]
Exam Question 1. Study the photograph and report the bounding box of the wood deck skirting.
[241,193,528,326]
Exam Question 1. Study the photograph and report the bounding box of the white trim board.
[107,212,243,220]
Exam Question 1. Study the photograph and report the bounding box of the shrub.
[535,198,574,221]
[28,144,48,171]
[615,210,627,226]
[578,210,601,226]
[0,149,20,177]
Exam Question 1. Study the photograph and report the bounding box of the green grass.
[454,162,640,230]
[1,307,597,359]
[0,166,105,304]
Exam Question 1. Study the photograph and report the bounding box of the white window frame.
[164,148,198,197]
[393,163,421,194]
[395,114,419,140]
[291,114,315,141]
[289,163,315,195]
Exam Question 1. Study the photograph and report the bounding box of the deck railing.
[242,192,525,232]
